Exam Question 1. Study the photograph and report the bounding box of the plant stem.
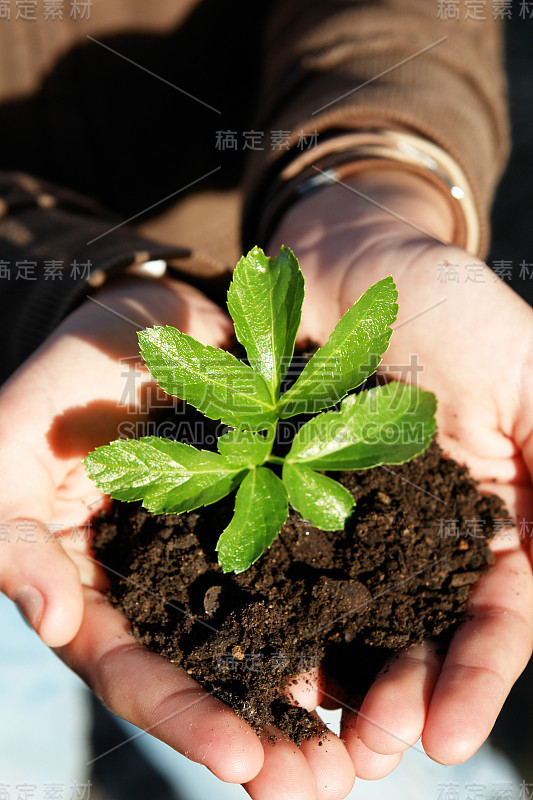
[267,455,285,466]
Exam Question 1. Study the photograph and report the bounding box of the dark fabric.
[243,0,509,258]
[0,172,189,382]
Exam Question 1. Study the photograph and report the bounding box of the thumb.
[0,519,84,647]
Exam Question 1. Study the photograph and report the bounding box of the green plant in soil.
[84,246,437,573]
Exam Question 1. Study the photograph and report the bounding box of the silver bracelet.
[259,129,481,256]
[88,258,167,288]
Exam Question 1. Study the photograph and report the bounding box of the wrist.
[341,168,455,242]
[269,166,455,254]
[268,167,456,307]
[69,273,233,356]
[267,168,460,344]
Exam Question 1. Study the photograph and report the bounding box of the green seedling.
[84,246,436,573]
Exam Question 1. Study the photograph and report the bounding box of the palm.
[0,276,356,800]
[285,230,533,777]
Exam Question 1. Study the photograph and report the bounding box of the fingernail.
[15,586,44,632]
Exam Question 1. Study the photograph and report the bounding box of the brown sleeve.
[243,0,509,258]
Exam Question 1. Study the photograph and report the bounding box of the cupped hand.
[0,275,355,800]
[269,168,533,779]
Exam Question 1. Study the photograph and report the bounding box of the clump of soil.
[91,437,506,744]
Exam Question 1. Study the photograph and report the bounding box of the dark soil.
[91,428,506,743]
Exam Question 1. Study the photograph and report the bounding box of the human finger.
[298,716,356,800]
[340,727,402,781]
[0,519,84,647]
[421,547,533,764]
[352,641,442,755]
[56,586,265,785]
[243,725,318,800]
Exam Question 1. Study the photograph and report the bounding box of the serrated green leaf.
[216,467,288,573]
[282,462,355,531]
[278,277,398,417]
[217,429,271,468]
[136,437,248,513]
[286,381,436,470]
[227,245,304,399]
[138,326,277,430]
[83,438,191,505]
[84,437,247,514]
